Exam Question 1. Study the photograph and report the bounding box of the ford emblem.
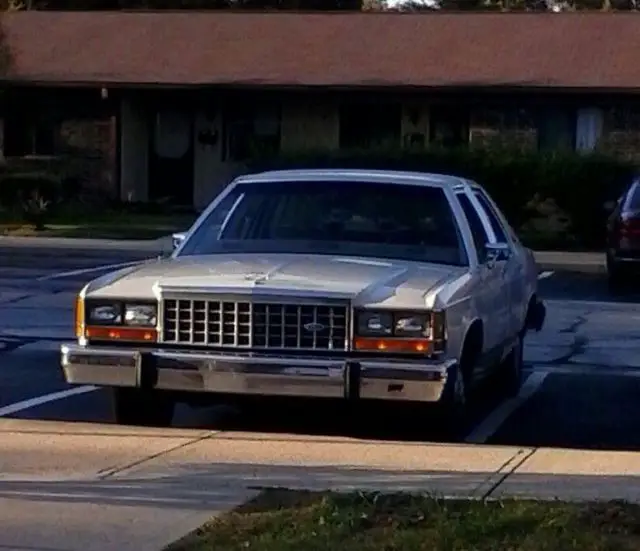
[303,322,325,333]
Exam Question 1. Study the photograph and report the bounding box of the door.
[456,191,509,380]
[148,110,194,206]
[429,106,470,148]
[472,188,522,337]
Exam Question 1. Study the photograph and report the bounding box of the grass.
[166,489,640,551]
[0,210,197,240]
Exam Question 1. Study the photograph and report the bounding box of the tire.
[111,387,175,427]
[497,335,523,398]
[437,362,470,440]
[607,257,628,295]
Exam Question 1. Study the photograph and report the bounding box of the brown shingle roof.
[3,11,640,90]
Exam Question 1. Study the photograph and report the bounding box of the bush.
[248,147,636,250]
[0,170,82,225]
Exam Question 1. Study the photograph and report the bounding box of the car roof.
[235,168,473,188]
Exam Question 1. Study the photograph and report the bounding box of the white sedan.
[61,169,546,437]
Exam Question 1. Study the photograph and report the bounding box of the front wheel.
[607,256,629,294]
[111,387,175,427]
[436,363,470,441]
[496,335,524,398]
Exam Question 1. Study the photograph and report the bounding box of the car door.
[455,190,509,379]
[472,187,524,337]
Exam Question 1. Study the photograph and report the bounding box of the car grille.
[162,298,349,351]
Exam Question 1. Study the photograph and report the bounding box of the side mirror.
[484,242,511,265]
[603,200,616,213]
[172,232,186,251]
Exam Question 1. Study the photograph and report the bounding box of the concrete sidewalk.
[1,418,638,551]
[0,235,605,273]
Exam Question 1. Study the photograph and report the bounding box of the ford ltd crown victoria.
[60,169,546,437]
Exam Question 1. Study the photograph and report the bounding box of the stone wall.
[56,117,117,196]
[0,112,118,199]
[469,127,538,151]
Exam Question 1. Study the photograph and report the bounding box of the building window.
[339,102,402,150]
[224,103,281,162]
[537,108,576,151]
[4,112,57,157]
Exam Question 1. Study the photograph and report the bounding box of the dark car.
[605,177,640,292]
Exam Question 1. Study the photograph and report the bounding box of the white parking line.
[537,270,554,280]
[464,371,548,445]
[0,385,97,417]
[37,260,145,281]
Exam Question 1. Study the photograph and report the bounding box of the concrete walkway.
[1,418,638,551]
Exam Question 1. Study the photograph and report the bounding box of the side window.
[626,182,640,210]
[457,193,489,257]
[473,190,508,243]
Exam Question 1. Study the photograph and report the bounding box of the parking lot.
[1,241,639,452]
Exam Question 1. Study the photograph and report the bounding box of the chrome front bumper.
[60,344,455,403]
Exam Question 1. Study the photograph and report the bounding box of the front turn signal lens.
[75,295,85,339]
[85,326,157,342]
[354,337,431,354]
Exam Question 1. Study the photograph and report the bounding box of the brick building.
[1,11,640,208]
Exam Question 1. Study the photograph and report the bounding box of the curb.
[533,252,605,275]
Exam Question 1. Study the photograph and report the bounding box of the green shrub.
[248,147,636,250]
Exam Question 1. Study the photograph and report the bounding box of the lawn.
[166,489,640,551]
[0,211,197,240]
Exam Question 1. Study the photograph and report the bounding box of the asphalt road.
[1,244,639,452]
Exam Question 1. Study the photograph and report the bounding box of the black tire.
[436,362,470,441]
[497,335,524,398]
[607,257,628,294]
[111,387,175,427]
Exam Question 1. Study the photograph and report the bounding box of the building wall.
[6,91,640,210]
[400,103,430,149]
[0,89,117,201]
[120,97,148,202]
[280,99,340,152]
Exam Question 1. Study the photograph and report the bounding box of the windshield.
[178,179,468,266]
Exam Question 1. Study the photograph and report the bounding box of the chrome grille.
[162,298,348,351]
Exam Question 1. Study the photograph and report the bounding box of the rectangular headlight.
[355,310,431,338]
[85,301,157,327]
[86,302,123,325]
[356,311,394,336]
[124,304,157,327]
[394,313,431,337]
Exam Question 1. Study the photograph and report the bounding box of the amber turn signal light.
[75,295,85,339]
[354,337,431,353]
[85,326,157,342]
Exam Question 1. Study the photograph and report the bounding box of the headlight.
[124,304,157,327]
[394,314,430,337]
[355,310,431,338]
[356,311,393,336]
[87,303,123,325]
[85,301,157,327]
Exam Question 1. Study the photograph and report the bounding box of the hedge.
[249,147,637,251]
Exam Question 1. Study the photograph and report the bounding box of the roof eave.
[2,79,640,94]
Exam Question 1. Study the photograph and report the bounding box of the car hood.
[84,253,470,309]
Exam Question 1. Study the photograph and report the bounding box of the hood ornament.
[244,273,267,285]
